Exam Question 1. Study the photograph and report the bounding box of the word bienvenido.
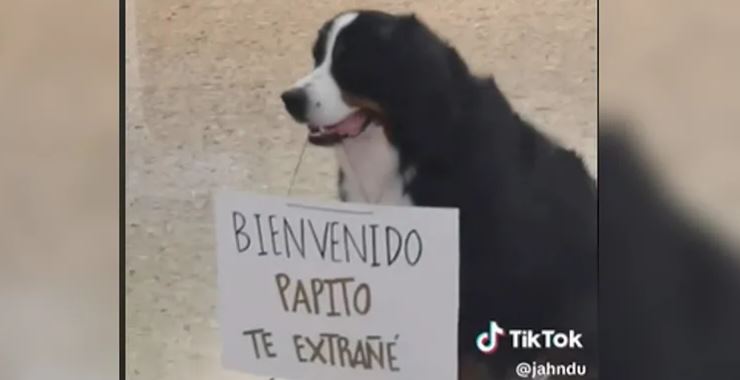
[231,211,424,267]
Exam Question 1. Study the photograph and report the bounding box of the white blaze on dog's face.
[280,11,415,205]
[280,12,381,147]
[281,10,454,150]
[296,12,358,127]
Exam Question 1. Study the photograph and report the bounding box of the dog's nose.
[280,88,308,122]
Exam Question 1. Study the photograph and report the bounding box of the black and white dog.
[280,11,597,379]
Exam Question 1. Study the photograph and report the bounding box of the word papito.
[275,273,372,317]
[231,211,424,267]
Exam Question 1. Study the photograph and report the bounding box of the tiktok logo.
[476,321,506,354]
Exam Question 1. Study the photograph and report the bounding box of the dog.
[280,10,597,379]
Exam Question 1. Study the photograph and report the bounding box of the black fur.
[323,11,598,378]
[599,123,740,380]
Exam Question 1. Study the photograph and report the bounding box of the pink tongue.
[332,112,366,136]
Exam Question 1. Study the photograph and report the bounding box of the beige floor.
[125,1,596,379]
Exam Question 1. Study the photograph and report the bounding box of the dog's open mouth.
[307,110,373,146]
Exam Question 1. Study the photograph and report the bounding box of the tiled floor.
[125,1,596,379]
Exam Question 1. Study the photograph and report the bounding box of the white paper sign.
[214,191,459,380]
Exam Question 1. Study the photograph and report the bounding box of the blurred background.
[125,1,594,379]
[599,3,740,379]
[0,0,118,379]
[600,0,740,246]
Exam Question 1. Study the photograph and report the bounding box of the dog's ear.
[401,13,418,21]
[399,13,420,27]
[379,13,419,39]
[397,13,424,36]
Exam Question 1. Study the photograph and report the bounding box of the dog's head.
[281,10,466,148]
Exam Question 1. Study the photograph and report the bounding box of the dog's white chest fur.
[335,125,413,206]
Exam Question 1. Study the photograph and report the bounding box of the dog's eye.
[312,28,329,66]
[312,44,322,66]
[333,40,348,60]
[312,41,325,66]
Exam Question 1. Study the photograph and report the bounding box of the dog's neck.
[335,124,413,205]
